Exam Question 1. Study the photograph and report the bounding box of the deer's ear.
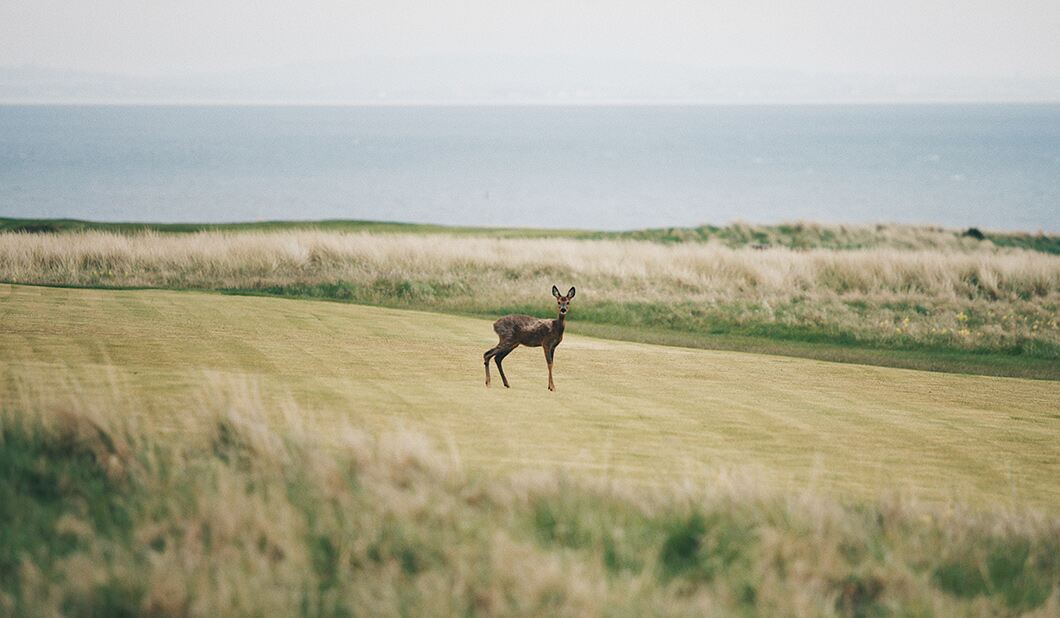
[552,285,561,298]
[567,286,576,299]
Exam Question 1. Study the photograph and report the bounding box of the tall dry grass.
[1,230,1058,355]
[2,229,1057,297]
[2,376,1059,616]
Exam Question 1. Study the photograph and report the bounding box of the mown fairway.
[2,283,1058,509]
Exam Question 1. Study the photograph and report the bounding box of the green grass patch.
[988,231,1060,255]
[0,418,142,614]
[933,537,1057,612]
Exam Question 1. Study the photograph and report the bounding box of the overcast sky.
[3,1,1060,102]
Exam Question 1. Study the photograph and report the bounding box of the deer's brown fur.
[484,285,575,391]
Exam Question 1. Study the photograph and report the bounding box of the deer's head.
[551,285,576,315]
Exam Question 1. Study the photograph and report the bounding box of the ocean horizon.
[2,103,1058,232]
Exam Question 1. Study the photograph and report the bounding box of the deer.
[484,285,575,391]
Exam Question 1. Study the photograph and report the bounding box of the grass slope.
[2,283,1058,510]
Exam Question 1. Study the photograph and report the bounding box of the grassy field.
[3,283,1059,615]
[2,227,1058,379]
[3,283,1057,508]
[2,220,1058,613]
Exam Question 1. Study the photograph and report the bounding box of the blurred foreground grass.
[2,374,1059,615]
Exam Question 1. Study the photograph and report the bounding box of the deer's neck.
[553,313,566,335]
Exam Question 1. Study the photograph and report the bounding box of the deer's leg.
[483,345,500,387]
[544,345,556,391]
[494,345,516,388]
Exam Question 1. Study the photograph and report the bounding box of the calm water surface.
[1,105,1057,231]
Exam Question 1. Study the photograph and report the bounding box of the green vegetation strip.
[0,216,590,239]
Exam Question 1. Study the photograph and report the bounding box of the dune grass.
[1,228,1058,378]
[2,283,1058,510]
[3,216,1058,254]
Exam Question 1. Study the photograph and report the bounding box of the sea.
[1,104,1058,232]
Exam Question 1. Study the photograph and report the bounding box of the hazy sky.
[3,1,1060,101]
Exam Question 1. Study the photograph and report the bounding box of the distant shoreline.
[5,100,1060,107]
[2,217,1057,252]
